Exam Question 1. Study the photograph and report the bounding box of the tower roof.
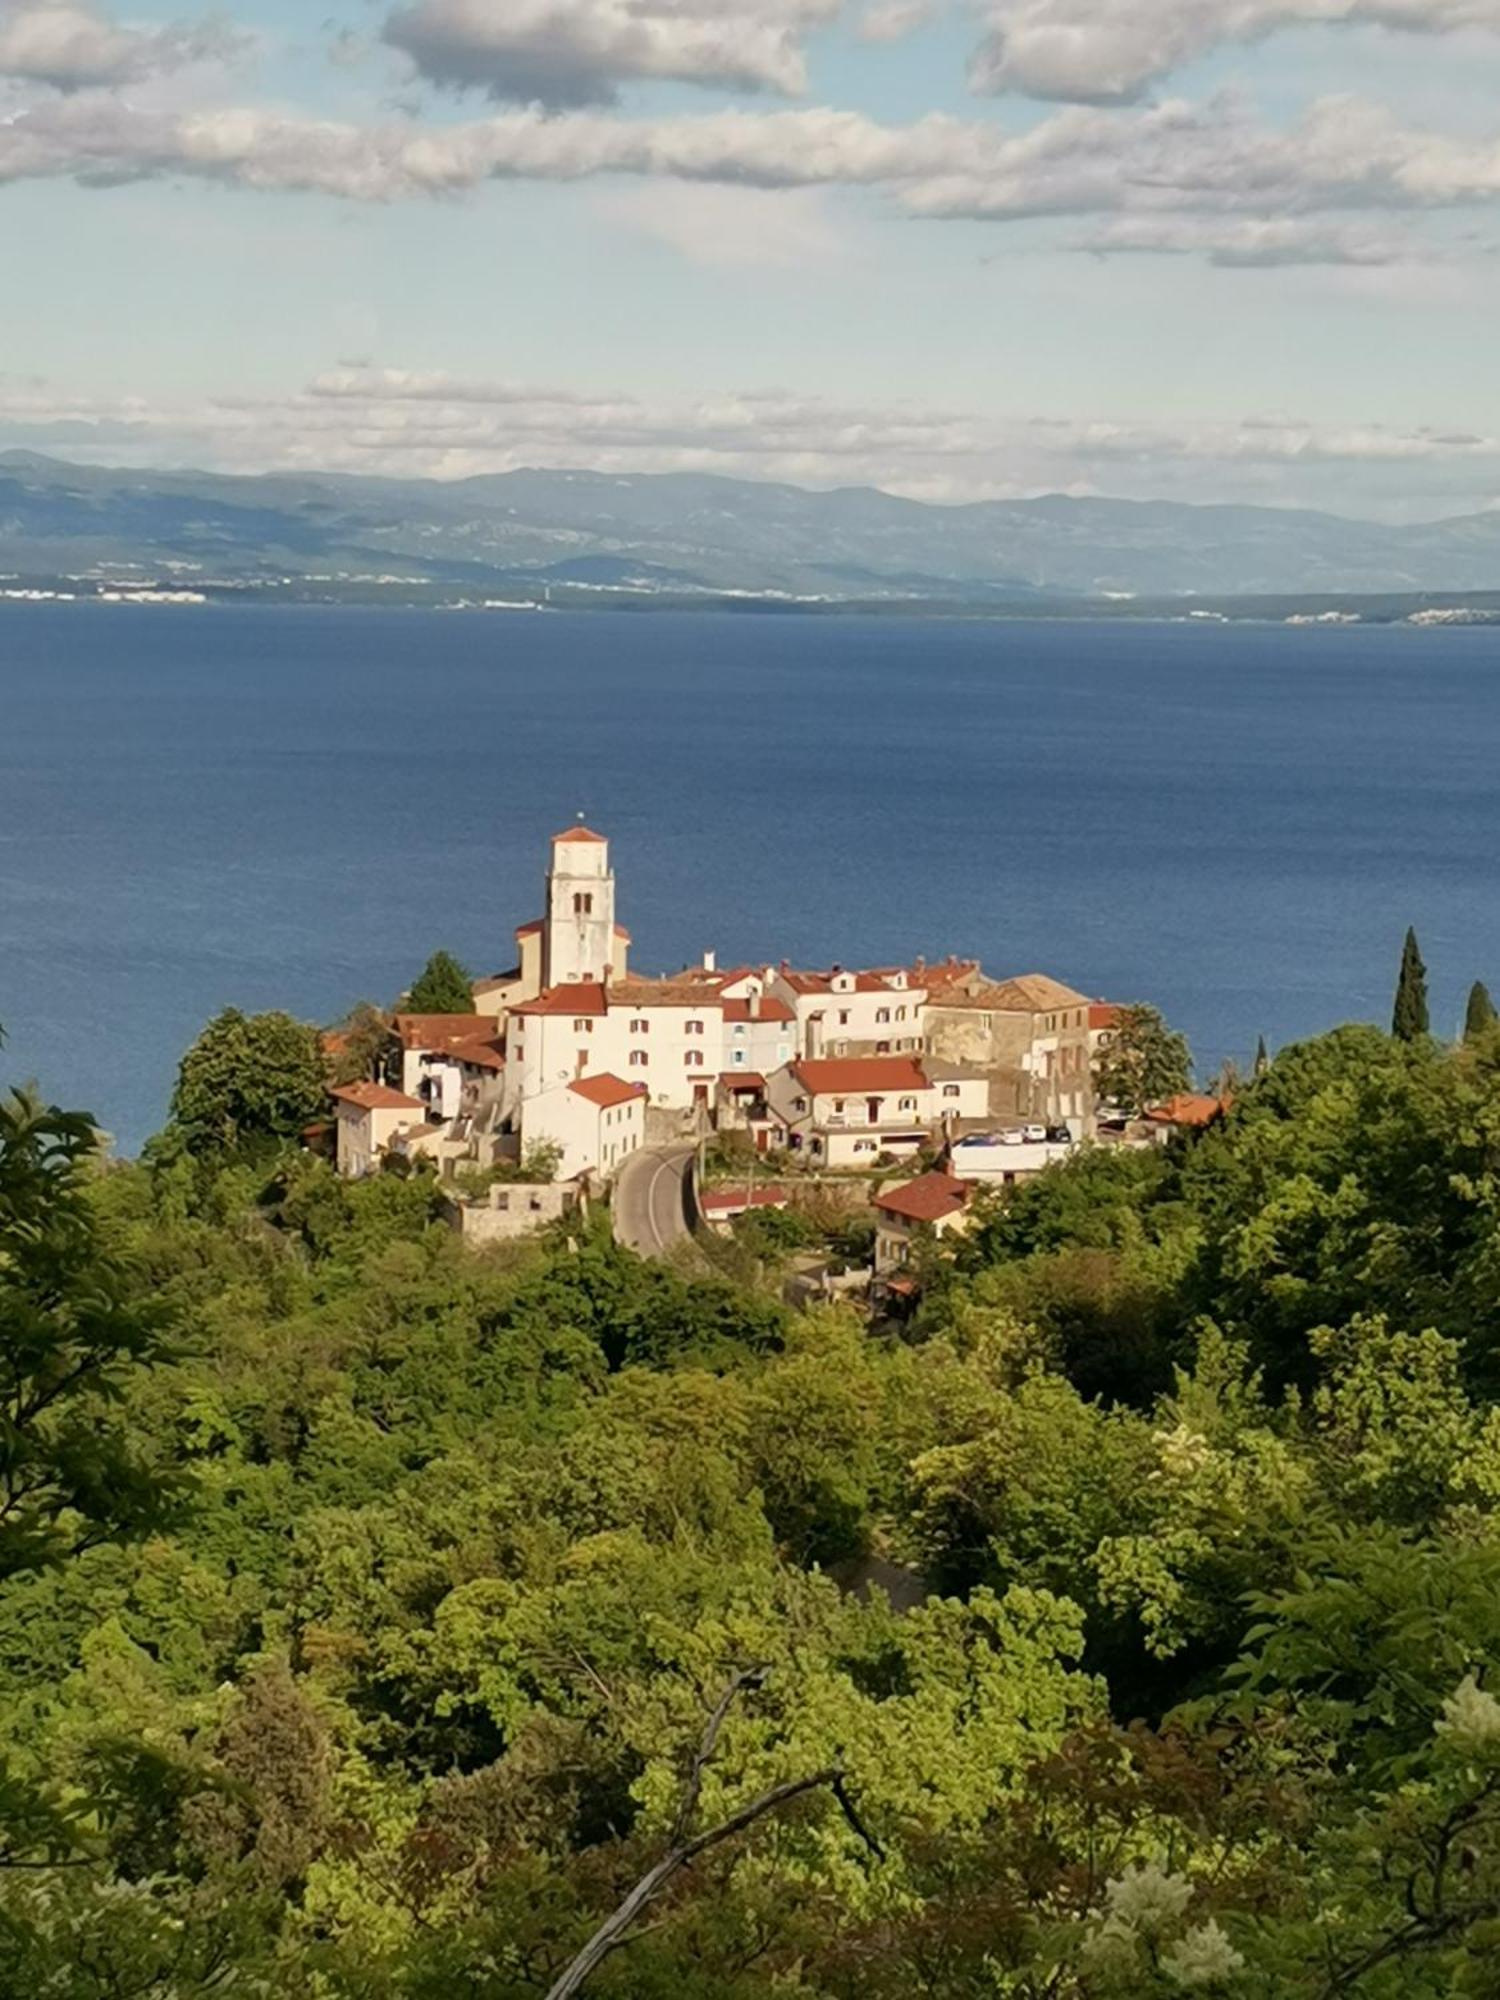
[553,825,608,846]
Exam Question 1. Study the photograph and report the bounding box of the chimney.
[750,992,762,1020]
[703,948,717,974]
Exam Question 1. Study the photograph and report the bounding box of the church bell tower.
[544,823,618,986]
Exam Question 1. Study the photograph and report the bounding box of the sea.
[2,603,1498,1154]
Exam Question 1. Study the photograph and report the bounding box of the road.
[612,1144,696,1257]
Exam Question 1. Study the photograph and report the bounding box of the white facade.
[523,1076,646,1181]
[330,1085,428,1178]
[770,966,930,1059]
[544,827,619,987]
[949,1133,1077,1184]
[765,1058,988,1168]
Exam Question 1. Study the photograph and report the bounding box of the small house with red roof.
[521,1072,647,1182]
[329,1081,428,1179]
[871,1170,975,1283]
[765,1055,988,1168]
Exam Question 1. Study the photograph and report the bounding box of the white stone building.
[765,1056,989,1168]
[523,1073,647,1182]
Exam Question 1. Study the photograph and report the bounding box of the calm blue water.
[2,604,1497,1152]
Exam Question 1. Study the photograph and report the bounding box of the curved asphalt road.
[613,1144,696,1257]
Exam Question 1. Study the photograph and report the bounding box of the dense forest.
[7,1014,1500,1996]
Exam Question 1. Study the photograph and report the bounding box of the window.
[733,1023,745,1037]
[684,1050,704,1067]
[834,1098,846,1112]
[899,1095,918,1111]
[630,1050,649,1068]
[896,1006,907,1022]
[573,892,594,915]
[793,1096,808,1113]
[876,1008,891,1024]
[733,1049,746,1066]
[838,1010,850,1025]
[574,1018,594,1034]
[685,1019,705,1036]
[943,1084,961,1098]
[876,1041,891,1054]
[854,1140,876,1154]
[630,1018,649,1033]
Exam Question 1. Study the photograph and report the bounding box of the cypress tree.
[1465,981,1497,1042]
[1254,1034,1269,1076]
[1392,928,1430,1042]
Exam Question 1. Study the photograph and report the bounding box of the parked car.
[1046,1125,1074,1144]
[1021,1123,1048,1143]
[997,1129,1026,1146]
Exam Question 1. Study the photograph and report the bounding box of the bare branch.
[542,1667,879,2000]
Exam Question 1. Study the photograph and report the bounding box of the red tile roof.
[330,1082,425,1112]
[554,825,608,844]
[1089,1004,1123,1030]
[607,977,724,1010]
[1144,1093,1228,1128]
[394,1013,489,1050]
[570,1074,644,1110]
[720,1072,767,1092]
[515,919,544,939]
[794,1057,928,1095]
[723,996,794,1024]
[700,1186,790,1214]
[511,982,609,1018]
[779,968,920,997]
[453,1039,506,1072]
[873,1171,972,1223]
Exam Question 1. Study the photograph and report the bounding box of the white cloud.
[1075,214,1427,263]
[859,0,941,40]
[0,0,241,90]
[968,0,1500,105]
[4,87,1500,272]
[592,180,850,265]
[381,0,839,107]
[6,366,1500,520]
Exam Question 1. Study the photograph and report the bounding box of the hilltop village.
[329,825,1211,1218]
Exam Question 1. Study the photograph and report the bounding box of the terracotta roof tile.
[511,983,609,1018]
[1144,1093,1229,1128]
[330,1082,425,1112]
[569,1074,644,1110]
[793,1057,928,1095]
[873,1171,972,1223]
[554,825,608,845]
[723,996,793,1024]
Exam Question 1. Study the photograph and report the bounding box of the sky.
[5,0,1500,517]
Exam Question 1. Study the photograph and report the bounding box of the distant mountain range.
[3,449,1500,606]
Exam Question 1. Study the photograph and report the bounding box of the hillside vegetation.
[7,1021,1500,1993]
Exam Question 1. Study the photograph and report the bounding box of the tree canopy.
[1091,1002,1192,1118]
[406,950,476,1015]
[1393,925,1430,1040]
[9,1013,1500,1993]
[168,1007,329,1155]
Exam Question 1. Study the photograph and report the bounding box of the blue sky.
[5,0,1500,516]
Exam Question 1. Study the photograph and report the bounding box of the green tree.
[325,1000,393,1085]
[1,1090,183,1583]
[406,950,475,1015]
[168,1008,328,1155]
[1464,980,1496,1042]
[1,1060,187,1866]
[1393,926,1430,1041]
[1092,1003,1193,1119]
